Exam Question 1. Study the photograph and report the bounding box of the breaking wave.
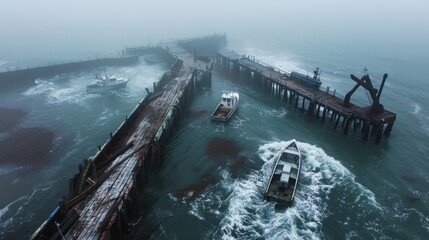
[214,140,382,239]
[0,183,53,234]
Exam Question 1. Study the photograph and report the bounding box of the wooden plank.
[66,58,195,239]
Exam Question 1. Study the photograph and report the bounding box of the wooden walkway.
[66,65,195,239]
[31,34,222,240]
[216,51,396,142]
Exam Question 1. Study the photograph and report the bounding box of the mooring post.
[330,111,336,122]
[308,101,316,116]
[334,115,341,129]
[294,94,299,109]
[321,105,327,122]
[371,123,378,134]
[375,124,384,143]
[343,116,353,135]
[315,103,321,118]
[283,88,288,102]
[362,121,370,141]
[384,121,394,136]
[342,116,347,128]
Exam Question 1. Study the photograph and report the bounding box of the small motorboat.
[210,91,239,121]
[86,71,128,93]
[265,140,301,204]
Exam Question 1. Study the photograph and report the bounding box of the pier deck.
[67,65,195,239]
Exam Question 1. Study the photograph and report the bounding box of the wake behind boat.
[210,91,239,121]
[86,71,129,93]
[265,140,301,204]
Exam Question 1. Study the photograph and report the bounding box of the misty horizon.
[1,0,428,63]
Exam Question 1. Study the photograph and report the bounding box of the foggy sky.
[1,0,428,62]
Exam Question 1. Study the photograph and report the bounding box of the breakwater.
[0,56,139,89]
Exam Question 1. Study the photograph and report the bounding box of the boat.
[210,91,239,121]
[290,67,322,89]
[265,140,301,204]
[86,71,128,93]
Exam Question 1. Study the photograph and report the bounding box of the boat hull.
[210,91,239,121]
[86,80,128,93]
[265,140,301,205]
[210,103,238,121]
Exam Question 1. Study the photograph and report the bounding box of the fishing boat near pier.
[265,140,301,205]
[210,91,239,121]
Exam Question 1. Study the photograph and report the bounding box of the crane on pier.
[343,68,388,114]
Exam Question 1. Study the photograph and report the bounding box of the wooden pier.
[31,35,222,240]
[31,33,393,239]
[216,51,396,143]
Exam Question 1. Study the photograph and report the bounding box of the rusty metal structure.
[344,70,389,115]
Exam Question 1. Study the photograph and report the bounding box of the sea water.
[1,37,429,240]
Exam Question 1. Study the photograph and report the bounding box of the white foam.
[0,196,26,224]
[216,140,382,239]
[258,107,288,118]
[94,108,120,126]
[230,115,248,129]
[411,103,421,115]
[0,166,26,176]
[215,123,226,132]
[21,62,165,107]
[243,45,302,74]
[410,103,429,136]
[422,215,429,232]
[23,80,55,96]
[11,178,20,185]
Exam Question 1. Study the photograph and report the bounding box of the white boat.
[86,72,128,93]
[265,140,301,204]
[210,91,239,121]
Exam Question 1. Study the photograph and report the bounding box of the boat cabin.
[210,91,239,121]
[220,92,237,109]
[276,148,299,188]
[265,140,301,204]
[281,148,299,164]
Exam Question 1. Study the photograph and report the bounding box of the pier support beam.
[321,106,327,122]
[334,115,341,129]
[375,124,384,143]
[362,121,370,141]
[308,101,316,116]
[343,116,353,135]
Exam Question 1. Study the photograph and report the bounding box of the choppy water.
[1,38,429,240]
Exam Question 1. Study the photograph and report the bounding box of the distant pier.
[216,51,396,143]
[0,56,139,89]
